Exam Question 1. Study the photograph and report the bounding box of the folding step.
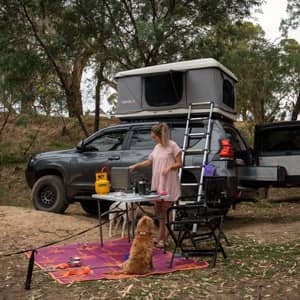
[181,183,199,186]
[182,165,203,169]
[185,133,206,138]
[190,117,208,122]
[191,101,211,106]
[184,148,205,154]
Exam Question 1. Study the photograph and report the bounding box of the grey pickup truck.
[25,118,252,214]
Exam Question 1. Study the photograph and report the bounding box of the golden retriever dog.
[108,215,155,275]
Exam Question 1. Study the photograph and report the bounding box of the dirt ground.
[0,192,299,300]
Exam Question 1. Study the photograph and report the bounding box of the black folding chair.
[166,177,229,268]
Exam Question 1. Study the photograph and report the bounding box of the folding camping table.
[91,192,168,250]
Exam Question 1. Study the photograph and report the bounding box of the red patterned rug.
[27,239,208,284]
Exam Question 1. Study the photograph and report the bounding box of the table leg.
[131,203,135,240]
[162,199,166,253]
[97,200,103,247]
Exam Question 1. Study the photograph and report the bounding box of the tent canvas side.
[115,59,237,120]
[117,76,142,113]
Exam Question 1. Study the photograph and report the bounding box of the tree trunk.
[291,92,300,121]
[94,65,105,133]
[65,88,83,117]
[94,77,101,133]
[20,84,35,114]
[62,54,91,137]
[20,96,34,114]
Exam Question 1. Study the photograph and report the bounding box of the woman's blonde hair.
[151,123,169,147]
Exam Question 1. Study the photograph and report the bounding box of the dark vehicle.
[25,118,252,214]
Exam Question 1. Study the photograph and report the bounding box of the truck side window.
[259,127,300,153]
[87,131,127,152]
[223,79,235,109]
[130,130,155,150]
[171,124,205,148]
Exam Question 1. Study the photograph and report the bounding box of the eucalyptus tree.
[220,22,286,123]
[280,0,300,35]
[279,39,300,120]
[103,0,263,69]
[1,0,265,132]
[0,0,110,136]
[0,1,47,114]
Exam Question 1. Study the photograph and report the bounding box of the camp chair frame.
[166,176,229,268]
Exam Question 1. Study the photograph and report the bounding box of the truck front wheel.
[32,175,68,213]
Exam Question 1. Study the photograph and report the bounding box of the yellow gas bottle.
[95,169,110,194]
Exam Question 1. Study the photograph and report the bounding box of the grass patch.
[249,201,273,209]
[15,116,29,127]
[0,152,26,166]
[49,140,71,150]
[0,184,7,197]
[222,238,299,279]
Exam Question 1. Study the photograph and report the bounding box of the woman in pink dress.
[129,123,182,247]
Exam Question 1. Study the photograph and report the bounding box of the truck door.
[254,122,300,185]
[124,126,155,187]
[70,128,129,194]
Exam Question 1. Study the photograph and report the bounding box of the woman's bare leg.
[156,201,173,241]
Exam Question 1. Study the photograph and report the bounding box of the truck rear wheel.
[32,175,68,213]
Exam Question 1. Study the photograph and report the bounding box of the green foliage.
[2,0,299,125]
[0,141,26,165]
[0,152,26,166]
[49,140,70,150]
[15,116,29,127]
[104,1,263,68]
[221,21,300,123]
[235,122,255,147]
[0,184,6,197]
[280,0,300,35]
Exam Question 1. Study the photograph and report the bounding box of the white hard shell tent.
[115,58,238,121]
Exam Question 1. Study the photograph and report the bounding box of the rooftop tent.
[115,58,238,121]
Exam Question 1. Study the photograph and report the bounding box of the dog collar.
[137,231,151,236]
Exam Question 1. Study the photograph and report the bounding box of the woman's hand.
[128,164,136,172]
[129,160,152,172]
[162,166,171,176]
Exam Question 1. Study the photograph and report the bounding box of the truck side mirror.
[76,140,85,152]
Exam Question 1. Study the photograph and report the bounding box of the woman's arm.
[162,153,182,176]
[129,159,152,171]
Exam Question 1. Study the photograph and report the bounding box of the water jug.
[95,168,110,194]
[138,179,147,195]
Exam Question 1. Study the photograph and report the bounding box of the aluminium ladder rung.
[185,132,206,138]
[191,101,212,106]
[190,117,208,121]
[182,165,203,169]
[180,183,199,186]
[184,148,205,154]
